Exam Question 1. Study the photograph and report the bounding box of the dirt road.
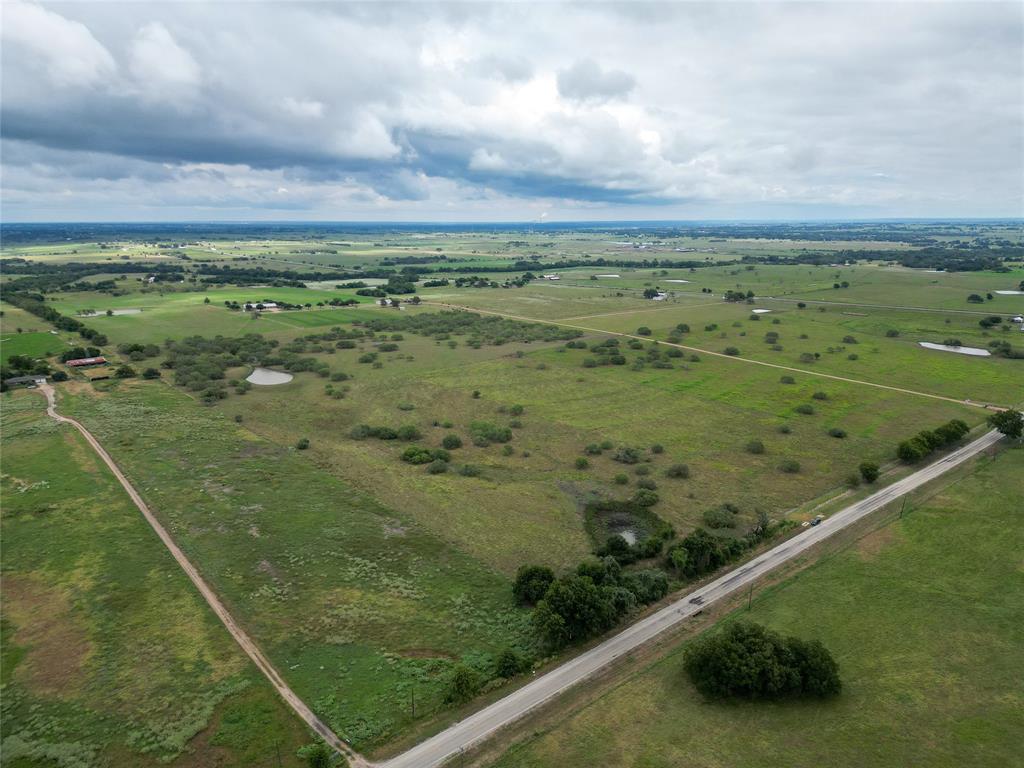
[424,302,1001,410]
[36,383,367,768]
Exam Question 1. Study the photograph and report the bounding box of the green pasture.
[0,391,309,767]
[212,326,982,577]
[493,446,1024,768]
[566,300,1022,405]
[57,380,535,751]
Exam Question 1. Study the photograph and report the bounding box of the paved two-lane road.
[382,428,1004,768]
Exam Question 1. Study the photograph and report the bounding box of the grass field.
[0,391,310,768]
[491,446,1024,768]
[184,313,984,575]
[3,227,1022,763]
[56,380,536,751]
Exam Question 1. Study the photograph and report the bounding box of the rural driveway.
[425,302,1001,410]
[35,383,368,768]
[381,427,1004,768]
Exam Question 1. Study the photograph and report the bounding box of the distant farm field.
[492,447,1024,768]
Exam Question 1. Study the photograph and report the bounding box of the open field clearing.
[55,380,535,751]
[491,447,1024,768]
[0,392,309,767]
[556,300,1023,405]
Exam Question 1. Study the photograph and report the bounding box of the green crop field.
[491,446,1024,768]
[0,392,309,767]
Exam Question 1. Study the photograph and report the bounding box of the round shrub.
[665,463,690,479]
[778,424,792,434]
[634,465,651,476]
[295,438,310,450]
[780,375,795,384]
[458,464,481,477]
[636,478,657,490]
[723,346,740,356]
[859,461,880,483]
[442,434,463,450]
[651,443,665,454]
[828,428,847,439]
[575,457,590,470]
[779,458,801,474]
[812,391,829,401]
[426,459,449,474]
[636,326,652,336]
[397,425,422,441]
[613,473,629,485]
[795,404,815,415]
[745,439,765,454]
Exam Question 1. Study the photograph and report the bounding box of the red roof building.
[66,356,108,367]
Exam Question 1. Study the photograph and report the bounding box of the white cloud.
[1,0,115,87]
[281,97,325,119]
[557,59,636,103]
[128,22,201,99]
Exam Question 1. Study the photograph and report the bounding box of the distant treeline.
[760,246,1019,272]
[1,293,108,346]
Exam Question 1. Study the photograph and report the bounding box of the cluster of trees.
[357,311,582,346]
[451,272,535,289]
[1,260,184,294]
[896,419,970,463]
[116,342,160,361]
[1,293,108,347]
[517,557,669,649]
[723,289,755,302]
[160,334,281,398]
[665,512,774,580]
[987,339,1024,359]
[684,622,841,699]
[1,354,51,381]
[468,420,512,446]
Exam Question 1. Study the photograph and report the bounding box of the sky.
[1,1,1022,222]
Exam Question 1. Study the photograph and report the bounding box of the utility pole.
[899,496,908,519]
[747,582,753,611]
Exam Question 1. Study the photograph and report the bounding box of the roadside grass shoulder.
[492,446,1024,768]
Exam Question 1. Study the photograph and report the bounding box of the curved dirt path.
[36,383,367,768]
[425,302,1001,409]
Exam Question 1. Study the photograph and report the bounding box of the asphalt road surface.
[381,428,1004,768]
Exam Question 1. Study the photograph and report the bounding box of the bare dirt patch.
[4,576,93,697]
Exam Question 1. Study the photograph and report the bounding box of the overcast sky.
[2,1,1021,222]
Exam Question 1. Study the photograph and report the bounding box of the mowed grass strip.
[492,447,1024,768]
[0,391,309,767]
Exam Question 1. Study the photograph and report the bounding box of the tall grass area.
[56,380,535,750]
[0,391,308,767]
[493,447,1024,768]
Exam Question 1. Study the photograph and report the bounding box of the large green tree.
[988,409,1023,440]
